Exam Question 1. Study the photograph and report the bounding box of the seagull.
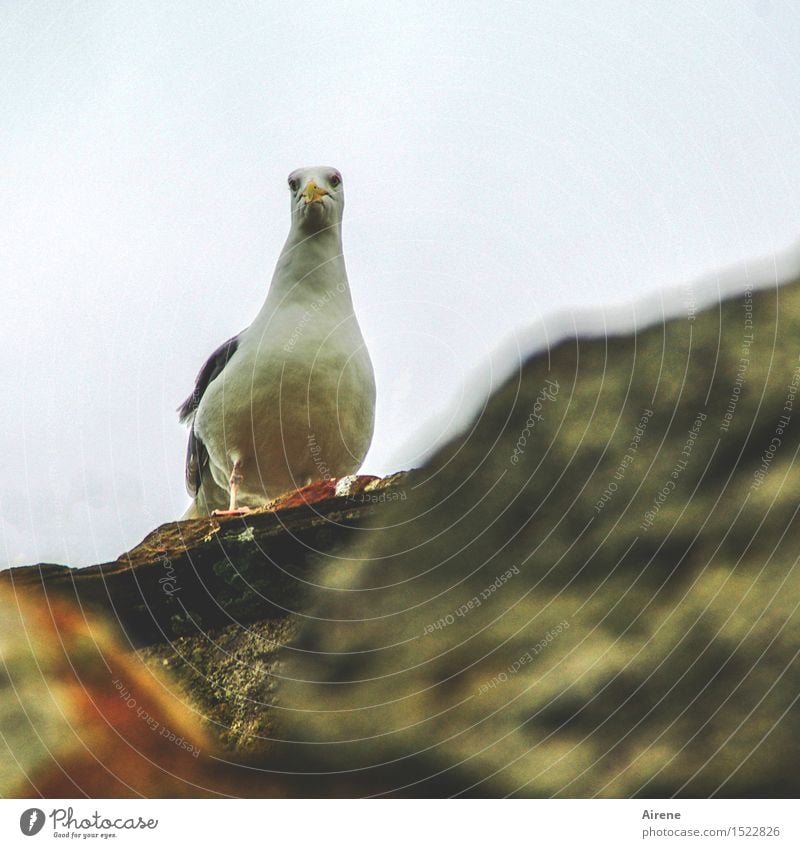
[178,166,376,518]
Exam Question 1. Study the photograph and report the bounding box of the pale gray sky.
[2,0,800,567]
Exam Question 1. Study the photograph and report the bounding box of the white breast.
[194,301,375,503]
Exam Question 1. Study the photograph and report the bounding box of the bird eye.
[288,177,300,192]
[329,173,341,187]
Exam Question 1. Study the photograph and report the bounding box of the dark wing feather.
[177,333,241,423]
[184,426,208,497]
[178,334,241,496]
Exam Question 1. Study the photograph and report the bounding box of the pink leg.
[211,460,251,516]
[228,460,243,511]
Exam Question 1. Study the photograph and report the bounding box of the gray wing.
[178,334,241,496]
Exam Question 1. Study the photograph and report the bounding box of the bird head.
[287,166,344,233]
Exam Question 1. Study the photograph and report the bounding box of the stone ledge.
[0,472,413,648]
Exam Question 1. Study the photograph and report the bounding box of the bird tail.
[180,500,202,521]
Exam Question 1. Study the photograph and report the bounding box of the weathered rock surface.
[274,276,800,797]
[4,274,800,798]
[0,584,264,797]
[1,474,412,764]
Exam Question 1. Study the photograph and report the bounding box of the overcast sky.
[2,0,800,568]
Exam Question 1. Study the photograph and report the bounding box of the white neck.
[254,221,354,324]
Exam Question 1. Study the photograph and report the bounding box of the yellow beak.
[301,180,329,204]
